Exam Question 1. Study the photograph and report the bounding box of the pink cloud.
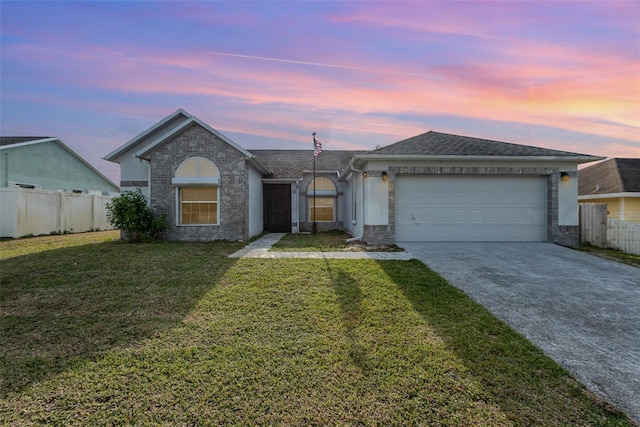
[5,31,637,158]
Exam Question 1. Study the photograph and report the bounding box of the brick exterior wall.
[148,124,249,241]
[555,226,580,248]
[362,165,579,247]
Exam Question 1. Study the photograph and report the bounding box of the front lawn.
[0,233,632,425]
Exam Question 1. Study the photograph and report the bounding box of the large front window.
[173,157,220,225]
[181,187,218,224]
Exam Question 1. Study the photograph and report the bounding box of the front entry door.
[264,184,291,233]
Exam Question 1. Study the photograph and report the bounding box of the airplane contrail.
[207,51,439,79]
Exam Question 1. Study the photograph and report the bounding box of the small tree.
[106,189,168,242]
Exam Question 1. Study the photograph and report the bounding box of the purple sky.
[1,1,638,183]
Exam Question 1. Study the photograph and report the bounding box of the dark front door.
[264,184,291,233]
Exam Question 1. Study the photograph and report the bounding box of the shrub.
[106,189,168,242]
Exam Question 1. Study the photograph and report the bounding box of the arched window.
[172,157,220,225]
[308,177,337,222]
[175,157,220,181]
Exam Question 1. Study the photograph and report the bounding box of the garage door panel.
[396,175,546,242]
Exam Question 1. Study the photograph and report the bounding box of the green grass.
[578,243,640,268]
[0,233,632,425]
[272,230,403,252]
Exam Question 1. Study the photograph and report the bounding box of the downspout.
[346,165,365,243]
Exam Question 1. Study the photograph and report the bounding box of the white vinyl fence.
[0,187,115,238]
[579,203,640,255]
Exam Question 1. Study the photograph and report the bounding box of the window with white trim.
[181,187,218,224]
[308,177,336,222]
[173,157,220,225]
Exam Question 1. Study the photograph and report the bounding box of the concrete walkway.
[228,233,413,260]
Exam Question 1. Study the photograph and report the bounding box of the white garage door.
[395,175,547,242]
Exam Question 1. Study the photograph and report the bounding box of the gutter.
[350,154,605,162]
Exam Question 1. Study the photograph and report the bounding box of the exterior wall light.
[561,172,570,182]
[381,171,389,181]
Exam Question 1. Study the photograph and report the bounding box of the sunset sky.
[1,1,638,183]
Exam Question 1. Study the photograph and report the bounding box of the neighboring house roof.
[0,136,50,146]
[578,158,640,196]
[249,150,365,179]
[367,131,601,158]
[0,136,120,191]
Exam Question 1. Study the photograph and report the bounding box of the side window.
[308,177,336,222]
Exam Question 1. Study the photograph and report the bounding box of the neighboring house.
[0,136,119,238]
[578,158,640,223]
[0,137,119,194]
[105,109,603,246]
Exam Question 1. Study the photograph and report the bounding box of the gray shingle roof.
[369,131,597,157]
[578,158,640,195]
[0,137,50,146]
[250,150,365,179]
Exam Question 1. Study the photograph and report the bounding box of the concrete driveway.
[399,242,640,423]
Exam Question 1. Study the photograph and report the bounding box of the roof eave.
[133,116,273,176]
[0,137,60,150]
[351,154,605,163]
[247,156,272,175]
[263,178,303,184]
[104,108,191,162]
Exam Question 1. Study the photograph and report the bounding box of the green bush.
[106,189,168,242]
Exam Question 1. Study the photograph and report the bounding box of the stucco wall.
[558,171,578,226]
[247,164,263,238]
[342,175,356,237]
[149,124,249,241]
[118,156,150,199]
[1,141,119,194]
[364,175,388,225]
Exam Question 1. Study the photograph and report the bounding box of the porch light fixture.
[363,171,368,179]
[561,172,570,182]
[381,171,389,181]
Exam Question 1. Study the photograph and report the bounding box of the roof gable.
[135,117,257,160]
[104,109,270,174]
[579,158,640,195]
[369,131,600,158]
[103,109,192,162]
